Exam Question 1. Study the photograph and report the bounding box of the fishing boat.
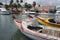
[37,16,60,28]
[13,16,60,40]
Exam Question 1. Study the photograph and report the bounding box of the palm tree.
[9,0,14,12]
[24,3,32,10]
[27,4,32,9]
[16,0,22,7]
[32,1,36,7]
[38,5,40,7]
[10,0,13,5]
[20,0,23,3]
[24,3,28,8]
[0,2,3,5]
[16,0,19,2]
[5,4,9,9]
[16,0,23,7]
[16,0,19,4]
[13,3,17,8]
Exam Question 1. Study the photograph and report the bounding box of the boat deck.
[42,26,60,38]
[27,25,60,38]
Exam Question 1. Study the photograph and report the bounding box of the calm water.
[0,14,32,40]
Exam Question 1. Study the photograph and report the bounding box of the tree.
[13,3,17,8]
[5,4,9,9]
[32,1,36,7]
[0,2,3,5]
[9,4,13,7]
[20,0,23,3]
[16,0,19,2]
[24,3,32,9]
[16,0,19,4]
[38,5,40,7]
[24,3,28,8]
[27,4,32,9]
[18,4,21,7]
[10,0,13,5]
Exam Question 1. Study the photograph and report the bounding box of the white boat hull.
[21,30,48,40]
[14,19,60,40]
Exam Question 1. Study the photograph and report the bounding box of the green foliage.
[16,0,19,3]
[5,4,9,9]
[9,0,23,8]
[16,0,23,3]
[20,0,23,3]
[0,2,3,5]
[10,0,13,5]
[9,4,13,7]
[24,3,28,8]
[13,3,17,8]
[18,4,21,7]
[12,3,21,8]
[33,1,36,7]
[38,5,40,7]
[24,3,32,9]
[27,4,32,8]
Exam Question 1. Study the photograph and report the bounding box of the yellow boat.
[36,16,60,28]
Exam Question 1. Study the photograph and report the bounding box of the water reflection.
[11,29,32,40]
[0,14,32,40]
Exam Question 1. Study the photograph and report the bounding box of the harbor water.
[0,13,32,40]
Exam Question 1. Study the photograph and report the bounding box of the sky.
[0,0,60,6]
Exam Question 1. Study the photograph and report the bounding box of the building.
[31,5,56,13]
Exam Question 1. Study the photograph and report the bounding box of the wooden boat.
[36,16,60,28]
[14,19,60,40]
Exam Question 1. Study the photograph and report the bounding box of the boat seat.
[27,25,43,31]
[45,18,56,23]
[48,19,56,23]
